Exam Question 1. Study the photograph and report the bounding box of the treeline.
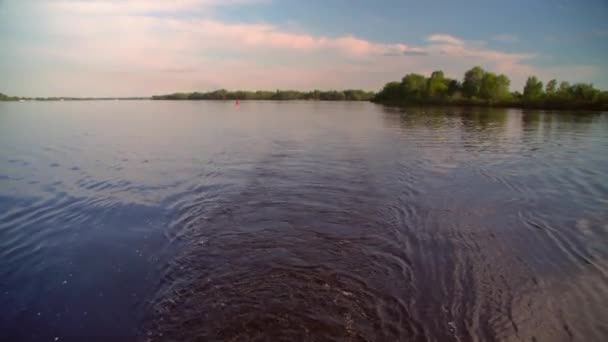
[0,92,19,101]
[152,89,375,101]
[373,66,608,110]
[0,93,148,101]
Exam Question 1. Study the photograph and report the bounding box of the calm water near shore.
[1,101,607,341]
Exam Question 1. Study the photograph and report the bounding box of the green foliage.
[343,89,375,101]
[462,66,485,98]
[447,80,461,97]
[402,73,427,100]
[152,89,373,101]
[426,71,449,98]
[373,82,403,102]
[5,67,607,111]
[373,67,607,110]
[0,92,19,101]
[495,75,511,101]
[569,83,599,102]
[523,76,544,101]
[546,79,557,95]
[479,73,510,101]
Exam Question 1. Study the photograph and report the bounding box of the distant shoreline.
[151,89,375,101]
[3,68,608,112]
[371,98,608,111]
[0,96,149,102]
[2,97,607,112]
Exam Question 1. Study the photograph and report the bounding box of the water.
[0,101,607,341]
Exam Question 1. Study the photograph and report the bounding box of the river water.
[0,101,607,341]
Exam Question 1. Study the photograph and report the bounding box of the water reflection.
[379,106,608,341]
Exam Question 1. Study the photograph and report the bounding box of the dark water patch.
[145,149,427,341]
[0,195,169,341]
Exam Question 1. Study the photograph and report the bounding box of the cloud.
[37,5,429,61]
[3,1,601,96]
[427,34,465,46]
[46,0,268,14]
[422,33,536,76]
[384,50,428,57]
[492,34,519,43]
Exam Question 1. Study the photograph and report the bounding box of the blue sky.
[1,0,607,97]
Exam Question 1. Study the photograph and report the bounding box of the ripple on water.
[1,103,607,341]
[145,154,428,341]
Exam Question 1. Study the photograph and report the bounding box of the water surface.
[1,101,607,341]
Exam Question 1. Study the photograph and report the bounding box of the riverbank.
[151,89,375,101]
[371,98,608,111]
[0,95,149,102]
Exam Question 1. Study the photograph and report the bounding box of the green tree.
[447,80,461,97]
[462,66,485,98]
[480,73,510,101]
[401,73,427,99]
[569,83,599,102]
[545,79,557,95]
[0,92,18,101]
[523,76,544,101]
[344,89,374,101]
[374,82,404,102]
[479,72,497,100]
[496,75,511,100]
[426,70,449,98]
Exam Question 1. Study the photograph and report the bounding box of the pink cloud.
[47,0,268,14]
[8,1,597,96]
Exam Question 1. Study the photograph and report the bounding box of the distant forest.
[3,67,608,110]
[0,93,147,101]
[152,89,375,101]
[0,93,20,101]
[373,66,608,110]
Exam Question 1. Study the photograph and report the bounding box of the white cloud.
[3,1,600,96]
[46,0,268,14]
[427,34,465,46]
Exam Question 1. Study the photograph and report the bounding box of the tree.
[0,92,19,101]
[480,72,510,101]
[511,91,522,100]
[426,70,449,98]
[319,90,346,101]
[344,90,374,101]
[569,83,599,102]
[401,73,427,100]
[496,75,511,100]
[462,66,485,98]
[374,82,404,102]
[523,76,544,101]
[479,72,497,100]
[368,66,607,109]
[546,79,557,95]
[447,80,461,97]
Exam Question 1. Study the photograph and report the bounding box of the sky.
[0,0,607,97]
